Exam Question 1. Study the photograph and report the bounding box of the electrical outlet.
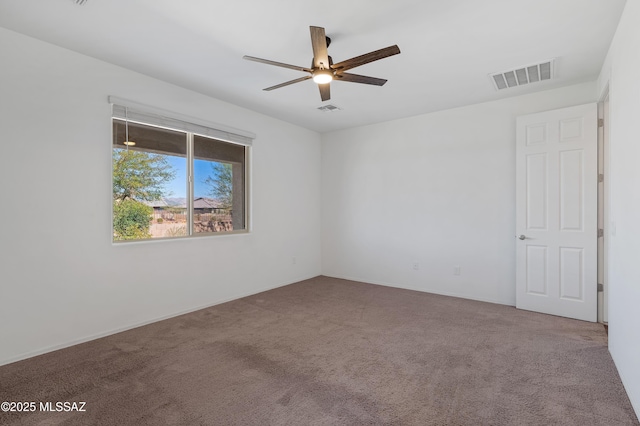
[454,265,461,275]
[412,262,419,270]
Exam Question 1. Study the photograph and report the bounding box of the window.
[111,101,251,242]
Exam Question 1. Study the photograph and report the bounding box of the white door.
[516,103,598,322]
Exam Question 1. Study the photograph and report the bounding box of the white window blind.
[109,96,254,146]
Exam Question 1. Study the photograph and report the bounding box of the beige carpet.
[0,276,637,425]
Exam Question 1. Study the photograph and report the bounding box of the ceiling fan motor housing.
[311,55,333,70]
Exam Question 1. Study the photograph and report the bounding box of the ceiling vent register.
[490,59,554,90]
[317,105,341,112]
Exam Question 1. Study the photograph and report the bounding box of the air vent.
[490,59,555,90]
[71,0,88,5]
[317,105,341,112]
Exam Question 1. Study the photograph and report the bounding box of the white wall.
[321,83,596,305]
[597,0,640,415]
[0,28,322,365]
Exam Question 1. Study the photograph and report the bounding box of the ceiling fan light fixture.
[312,69,333,84]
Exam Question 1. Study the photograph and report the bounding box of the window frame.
[110,99,253,243]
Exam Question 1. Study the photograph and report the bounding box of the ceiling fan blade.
[318,83,330,101]
[331,45,401,72]
[264,76,312,91]
[243,55,313,73]
[335,72,387,86]
[310,26,330,69]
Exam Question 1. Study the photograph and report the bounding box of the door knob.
[518,235,526,240]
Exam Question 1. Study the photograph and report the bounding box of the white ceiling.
[0,0,626,133]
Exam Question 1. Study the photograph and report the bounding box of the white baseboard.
[321,273,515,307]
[0,274,319,367]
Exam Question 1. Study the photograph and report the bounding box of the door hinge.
[598,118,604,128]
[598,173,604,183]
[598,229,604,238]
[597,283,604,292]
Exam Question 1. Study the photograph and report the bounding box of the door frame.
[597,84,610,324]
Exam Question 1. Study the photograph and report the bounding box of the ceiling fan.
[243,26,401,102]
